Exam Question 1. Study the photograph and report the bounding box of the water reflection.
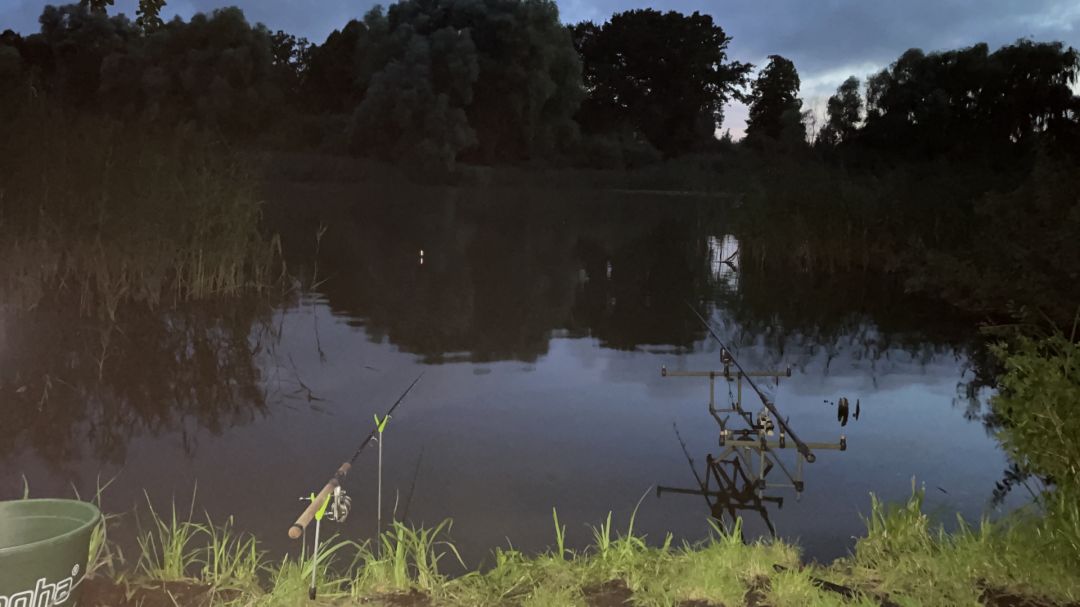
[658,423,785,537]
[0,185,1012,562]
[0,297,277,466]
[272,186,979,364]
[707,234,739,292]
[657,344,850,539]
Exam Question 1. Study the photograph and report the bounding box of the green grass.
[96,486,1080,607]
[350,519,465,597]
[837,486,1080,606]
[135,493,205,582]
[254,538,356,606]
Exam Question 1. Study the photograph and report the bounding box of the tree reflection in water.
[271,184,984,370]
[0,296,278,466]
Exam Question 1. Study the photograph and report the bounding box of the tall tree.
[571,9,751,156]
[269,29,311,99]
[36,4,137,106]
[349,10,479,173]
[818,76,862,146]
[303,19,371,112]
[745,54,805,146]
[385,0,583,161]
[136,0,166,33]
[0,33,23,85]
[328,0,581,165]
[99,7,282,133]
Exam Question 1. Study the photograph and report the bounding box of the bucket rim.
[0,498,102,558]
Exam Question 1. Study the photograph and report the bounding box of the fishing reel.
[327,486,352,523]
[757,410,775,436]
[297,486,352,525]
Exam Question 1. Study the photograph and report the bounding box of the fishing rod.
[685,302,816,463]
[288,372,424,540]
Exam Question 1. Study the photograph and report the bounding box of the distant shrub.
[572,132,662,170]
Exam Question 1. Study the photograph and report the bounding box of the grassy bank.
[80,488,1080,607]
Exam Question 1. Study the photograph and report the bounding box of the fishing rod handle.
[288,462,351,539]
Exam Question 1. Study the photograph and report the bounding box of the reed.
[198,516,265,593]
[135,493,204,582]
[350,519,465,597]
[257,539,355,606]
[0,94,280,319]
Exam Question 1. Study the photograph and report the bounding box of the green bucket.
[0,499,101,607]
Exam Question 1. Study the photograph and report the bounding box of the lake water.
[0,183,1015,567]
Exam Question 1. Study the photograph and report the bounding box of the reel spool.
[757,409,775,436]
[326,486,352,523]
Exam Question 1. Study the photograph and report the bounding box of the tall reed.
[0,93,280,318]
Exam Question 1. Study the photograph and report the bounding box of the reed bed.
[0,93,280,319]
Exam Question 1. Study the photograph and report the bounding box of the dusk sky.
[3,0,1079,136]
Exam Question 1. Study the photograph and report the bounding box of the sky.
[3,0,1079,137]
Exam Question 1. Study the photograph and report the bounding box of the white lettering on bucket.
[0,566,78,607]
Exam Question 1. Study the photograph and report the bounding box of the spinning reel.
[326,486,352,523]
[296,484,352,524]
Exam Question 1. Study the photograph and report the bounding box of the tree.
[79,0,114,15]
[302,19,371,112]
[818,76,862,146]
[349,13,479,173]
[325,0,582,166]
[384,0,583,161]
[269,29,311,99]
[36,4,137,106]
[0,34,23,85]
[138,8,282,132]
[98,7,282,133]
[136,0,166,33]
[861,41,1080,156]
[571,9,751,156]
[745,54,805,147]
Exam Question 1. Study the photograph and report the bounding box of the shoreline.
[75,491,1080,607]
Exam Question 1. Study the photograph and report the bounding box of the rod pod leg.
[309,516,321,600]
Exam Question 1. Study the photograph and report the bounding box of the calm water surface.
[1,184,1012,565]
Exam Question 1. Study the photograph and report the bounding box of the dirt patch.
[584,580,634,607]
[582,579,725,607]
[742,574,771,607]
[370,590,433,606]
[80,577,232,607]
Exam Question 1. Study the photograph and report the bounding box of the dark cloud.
[3,0,1077,136]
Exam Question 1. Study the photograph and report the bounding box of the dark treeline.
[3,1,1077,166]
[0,1,744,168]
